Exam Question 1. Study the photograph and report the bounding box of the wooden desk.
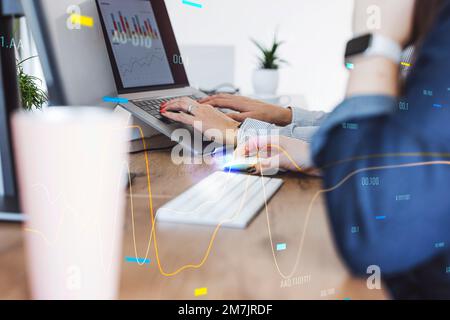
[0,150,387,300]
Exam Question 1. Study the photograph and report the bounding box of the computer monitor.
[0,73,21,221]
[0,0,22,222]
[21,0,117,106]
[0,91,21,221]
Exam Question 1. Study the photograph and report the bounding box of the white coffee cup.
[12,107,129,300]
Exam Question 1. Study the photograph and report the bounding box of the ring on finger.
[187,104,197,115]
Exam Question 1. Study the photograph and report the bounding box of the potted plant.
[12,18,48,111]
[17,56,48,111]
[251,33,287,95]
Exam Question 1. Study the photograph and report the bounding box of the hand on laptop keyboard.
[131,95,197,125]
[160,97,240,145]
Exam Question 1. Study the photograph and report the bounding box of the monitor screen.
[0,156,4,196]
[96,0,189,93]
[0,92,18,200]
[0,71,21,219]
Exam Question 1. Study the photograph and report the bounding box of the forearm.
[237,118,320,144]
[290,107,329,127]
[266,105,329,127]
[346,56,400,97]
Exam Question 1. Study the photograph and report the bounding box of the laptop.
[96,0,220,154]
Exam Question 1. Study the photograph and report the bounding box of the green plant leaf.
[251,32,288,70]
[17,56,48,111]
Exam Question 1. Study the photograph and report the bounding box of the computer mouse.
[222,156,258,172]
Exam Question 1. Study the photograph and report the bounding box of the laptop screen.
[96,0,189,93]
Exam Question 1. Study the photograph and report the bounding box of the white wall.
[166,0,354,111]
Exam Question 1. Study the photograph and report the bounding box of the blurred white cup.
[12,107,130,300]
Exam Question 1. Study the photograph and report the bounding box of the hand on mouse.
[234,135,315,175]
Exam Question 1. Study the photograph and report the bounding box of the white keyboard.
[156,171,284,229]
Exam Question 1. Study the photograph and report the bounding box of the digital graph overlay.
[127,126,255,276]
[23,132,128,275]
[124,127,450,278]
[24,125,450,279]
[23,125,251,277]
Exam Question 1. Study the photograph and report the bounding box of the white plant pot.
[252,69,279,95]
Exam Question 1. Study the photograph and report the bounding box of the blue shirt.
[311,1,450,276]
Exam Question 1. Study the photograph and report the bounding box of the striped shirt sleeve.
[237,107,328,144]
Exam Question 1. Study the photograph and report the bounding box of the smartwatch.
[344,33,402,68]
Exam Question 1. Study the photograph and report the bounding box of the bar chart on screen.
[110,11,158,48]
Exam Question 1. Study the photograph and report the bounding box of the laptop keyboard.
[131,95,197,124]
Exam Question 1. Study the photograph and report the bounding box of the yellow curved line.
[320,152,450,170]
[22,126,252,275]
[264,157,450,279]
[126,128,450,277]
[25,123,450,279]
[23,228,53,245]
[129,125,255,276]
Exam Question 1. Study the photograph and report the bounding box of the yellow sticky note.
[194,287,208,297]
[71,14,94,28]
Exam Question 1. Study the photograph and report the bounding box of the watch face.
[345,34,373,57]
